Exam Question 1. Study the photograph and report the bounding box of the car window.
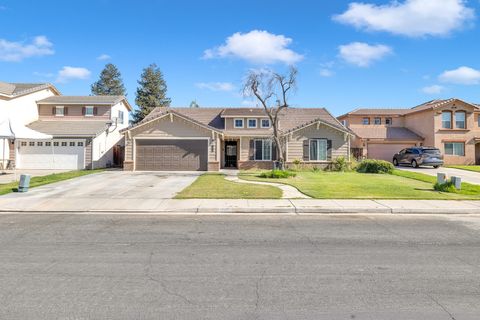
[405,149,413,154]
[413,149,420,154]
[399,149,406,154]
[423,148,440,154]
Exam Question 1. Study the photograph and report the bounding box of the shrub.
[290,159,302,171]
[331,156,350,172]
[356,159,394,174]
[259,170,297,179]
[434,181,457,193]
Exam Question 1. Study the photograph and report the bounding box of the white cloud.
[333,0,475,37]
[422,85,445,94]
[319,69,334,77]
[203,30,303,65]
[56,66,91,83]
[439,66,480,85]
[0,35,54,62]
[97,54,111,61]
[196,82,236,92]
[338,42,392,67]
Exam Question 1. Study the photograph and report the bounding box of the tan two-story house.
[121,107,352,171]
[338,99,480,165]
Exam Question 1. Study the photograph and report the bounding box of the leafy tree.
[91,63,126,96]
[132,63,171,123]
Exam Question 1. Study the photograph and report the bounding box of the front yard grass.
[448,165,480,173]
[239,170,480,200]
[175,173,282,199]
[0,169,104,196]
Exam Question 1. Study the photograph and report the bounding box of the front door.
[224,141,238,168]
[476,143,480,165]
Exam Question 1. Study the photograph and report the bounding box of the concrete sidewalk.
[1,197,480,214]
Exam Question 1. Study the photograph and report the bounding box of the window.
[70,142,75,146]
[45,142,51,147]
[385,118,392,125]
[234,118,244,128]
[29,141,35,146]
[37,142,43,147]
[118,110,124,124]
[309,139,328,161]
[444,142,465,156]
[84,106,94,117]
[61,142,67,147]
[21,141,27,146]
[254,139,272,161]
[362,117,370,125]
[261,119,271,128]
[55,106,65,117]
[374,117,381,125]
[77,142,84,147]
[248,119,257,128]
[455,111,466,129]
[442,111,452,129]
[54,142,59,147]
[341,120,347,126]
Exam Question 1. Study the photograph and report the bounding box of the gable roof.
[37,95,133,110]
[0,81,60,97]
[27,120,109,137]
[123,106,350,136]
[349,125,423,141]
[340,98,479,118]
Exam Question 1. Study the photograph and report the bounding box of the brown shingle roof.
[344,108,412,116]
[0,81,56,97]
[126,107,350,135]
[221,108,267,117]
[27,120,109,137]
[349,125,423,141]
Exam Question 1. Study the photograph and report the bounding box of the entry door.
[224,142,237,168]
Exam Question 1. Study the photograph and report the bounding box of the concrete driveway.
[397,166,480,185]
[0,171,202,211]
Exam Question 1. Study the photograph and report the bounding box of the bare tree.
[243,67,298,169]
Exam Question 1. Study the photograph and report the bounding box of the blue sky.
[1,0,480,116]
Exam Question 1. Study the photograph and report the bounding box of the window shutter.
[52,107,55,115]
[82,107,86,115]
[249,139,254,160]
[93,107,98,115]
[64,107,68,115]
[327,139,332,161]
[303,140,309,161]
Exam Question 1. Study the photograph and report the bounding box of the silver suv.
[393,147,444,168]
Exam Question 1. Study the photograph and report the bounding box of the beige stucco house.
[338,98,480,165]
[121,107,351,171]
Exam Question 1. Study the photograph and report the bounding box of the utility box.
[451,176,462,190]
[437,173,447,184]
[18,174,31,193]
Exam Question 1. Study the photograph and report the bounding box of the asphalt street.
[0,214,479,319]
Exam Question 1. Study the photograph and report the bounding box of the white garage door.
[17,140,86,170]
[367,143,414,162]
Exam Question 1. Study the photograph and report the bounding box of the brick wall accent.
[208,161,220,171]
[85,139,92,169]
[123,160,134,171]
[238,161,273,170]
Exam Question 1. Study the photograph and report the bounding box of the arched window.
[442,111,452,129]
[455,111,466,129]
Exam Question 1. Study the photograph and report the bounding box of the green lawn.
[239,170,480,200]
[448,165,480,173]
[175,173,282,199]
[0,169,104,196]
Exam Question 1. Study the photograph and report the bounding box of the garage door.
[17,140,85,170]
[367,143,413,162]
[135,139,208,171]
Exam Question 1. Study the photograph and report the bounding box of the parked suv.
[393,147,444,168]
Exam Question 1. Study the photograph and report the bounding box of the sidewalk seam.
[288,199,298,215]
[371,200,394,214]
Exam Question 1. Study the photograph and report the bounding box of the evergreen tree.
[189,100,200,108]
[132,63,171,123]
[91,63,126,96]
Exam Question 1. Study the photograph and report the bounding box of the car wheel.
[433,165,440,169]
[393,159,399,166]
[411,160,418,168]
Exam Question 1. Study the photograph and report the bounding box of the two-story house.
[338,98,480,165]
[0,81,132,170]
[121,106,351,171]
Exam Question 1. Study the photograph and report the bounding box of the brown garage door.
[136,139,208,171]
[367,143,414,162]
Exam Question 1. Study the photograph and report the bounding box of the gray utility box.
[451,176,462,190]
[18,174,31,193]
